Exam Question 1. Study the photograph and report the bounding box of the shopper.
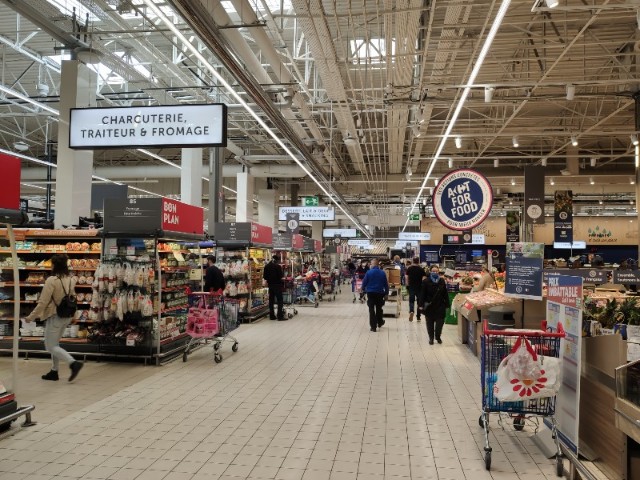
[263,255,286,321]
[419,265,450,345]
[393,255,406,286]
[473,265,494,292]
[361,258,389,332]
[406,257,426,322]
[24,254,83,382]
[203,256,225,293]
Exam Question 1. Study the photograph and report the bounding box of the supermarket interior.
[1,0,640,479]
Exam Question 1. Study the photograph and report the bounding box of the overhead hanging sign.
[506,211,520,243]
[398,232,430,241]
[394,240,418,249]
[348,239,371,246]
[0,153,20,210]
[302,196,319,207]
[279,206,335,221]
[524,166,545,225]
[323,228,357,238]
[292,234,304,250]
[161,198,204,235]
[554,190,573,243]
[302,237,315,252]
[285,213,300,234]
[432,169,493,231]
[251,222,273,246]
[69,104,227,149]
[272,233,293,250]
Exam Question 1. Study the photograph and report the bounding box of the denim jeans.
[44,315,75,371]
[408,285,421,318]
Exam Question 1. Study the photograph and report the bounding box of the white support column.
[180,148,203,207]
[235,171,254,222]
[258,189,276,229]
[312,221,323,240]
[54,60,96,228]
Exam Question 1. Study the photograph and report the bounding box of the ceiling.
[1,0,640,232]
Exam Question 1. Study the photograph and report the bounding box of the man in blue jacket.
[361,258,389,332]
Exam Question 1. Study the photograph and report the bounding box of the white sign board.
[323,228,357,238]
[69,104,227,149]
[398,232,431,241]
[348,239,370,246]
[394,240,418,249]
[464,234,485,245]
[278,206,335,221]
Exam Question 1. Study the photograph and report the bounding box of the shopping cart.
[282,278,299,318]
[321,275,337,302]
[352,276,365,303]
[295,277,319,307]
[479,320,565,475]
[183,293,240,364]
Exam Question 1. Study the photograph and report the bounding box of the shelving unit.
[0,229,102,353]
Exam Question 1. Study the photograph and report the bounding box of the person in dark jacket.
[361,258,389,332]
[203,256,225,293]
[405,257,426,322]
[419,265,450,344]
[263,255,286,320]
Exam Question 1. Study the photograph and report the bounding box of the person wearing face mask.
[419,265,450,345]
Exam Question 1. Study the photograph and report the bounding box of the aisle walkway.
[0,289,559,480]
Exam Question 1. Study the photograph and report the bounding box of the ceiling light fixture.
[412,125,421,138]
[141,0,369,238]
[403,0,512,231]
[589,177,595,185]
[566,84,575,101]
[550,178,555,185]
[13,141,29,152]
[344,133,357,147]
[484,86,494,103]
[632,134,639,146]
[494,158,499,168]
[590,157,597,167]
[455,136,462,149]
[631,178,636,185]
[512,136,519,148]
[571,135,578,147]
[544,0,559,8]
[511,178,516,186]
[599,199,603,205]
[541,158,547,166]
[0,84,59,115]
[448,158,453,168]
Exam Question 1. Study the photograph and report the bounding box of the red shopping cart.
[479,320,565,475]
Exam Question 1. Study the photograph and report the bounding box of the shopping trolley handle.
[482,320,566,338]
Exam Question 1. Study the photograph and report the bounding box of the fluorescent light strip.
[0,147,56,167]
[137,148,182,168]
[140,0,369,238]
[0,84,60,115]
[403,0,511,231]
[21,182,47,191]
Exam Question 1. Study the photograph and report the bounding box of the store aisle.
[0,289,560,480]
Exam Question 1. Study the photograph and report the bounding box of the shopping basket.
[479,320,565,475]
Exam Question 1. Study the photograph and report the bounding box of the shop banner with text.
[504,242,544,300]
[0,153,20,210]
[545,273,583,454]
[161,198,204,235]
[524,166,545,225]
[506,211,520,243]
[554,190,573,243]
[250,222,273,246]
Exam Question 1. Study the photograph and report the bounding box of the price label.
[109,246,118,255]
[126,246,135,256]
[173,251,185,262]
[126,337,135,347]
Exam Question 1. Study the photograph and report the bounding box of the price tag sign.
[109,246,118,255]
[126,246,135,256]
[126,337,135,347]
[173,251,185,262]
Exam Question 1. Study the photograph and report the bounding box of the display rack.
[0,229,102,356]
[214,222,273,322]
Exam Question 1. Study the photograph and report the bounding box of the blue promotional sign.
[504,242,544,300]
[544,268,610,284]
[432,169,493,231]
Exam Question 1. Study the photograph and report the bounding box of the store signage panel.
[292,234,304,250]
[314,240,322,252]
[543,268,610,284]
[251,222,273,246]
[524,166,545,225]
[432,169,493,231]
[161,198,204,235]
[272,233,293,250]
[464,234,485,245]
[323,228,357,238]
[613,270,640,284]
[103,198,162,233]
[504,242,544,300]
[302,237,315,252]
[506,211,520,243]
[285,213,300,234]
[545,273,583,453]
[69,104,227,149]
[279,206,334,221]
[302,196,319,207]
[554,190,573,243]
[214,222,252,245]
[0,153,20,210]
[394,240,418,249]
[443,234,463,245]
[348,239,371,246]
[553,241,586,249]
[398,232,430,241]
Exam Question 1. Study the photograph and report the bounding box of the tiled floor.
[0,288,561,479]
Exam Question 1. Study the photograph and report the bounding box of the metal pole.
[7,225,20,396]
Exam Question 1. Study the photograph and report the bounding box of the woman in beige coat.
[25,254,83,382]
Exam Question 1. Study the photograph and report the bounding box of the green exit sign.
[409,213,420,221]
[302,196,319,206]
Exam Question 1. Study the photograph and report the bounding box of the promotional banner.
[161,198,204,235]
[292,234,304,250]
[69,104,227,149]
[554,190,573,243]
[545,273,583,454]
[0,153,20,210]
[314,240,323,253]
[279,206,334,221]
[544,268,610,284]
[250,222,273,246]
[285,213,300,234]
[432,169,493,231]
[504,242,544,300]
[506,211,520,243]
[524,166,545,225]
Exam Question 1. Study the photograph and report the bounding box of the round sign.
[432,169,493,231]
[287,218,299,230]
[558,211,568,220]
[527,205,543,220]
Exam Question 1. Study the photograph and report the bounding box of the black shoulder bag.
[54,277,77,318]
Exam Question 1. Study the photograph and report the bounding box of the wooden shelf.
[0,283,93,288]
[0,267,97,271]
[0,250,100,255]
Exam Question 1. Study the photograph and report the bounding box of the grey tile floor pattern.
[0,288,562,480]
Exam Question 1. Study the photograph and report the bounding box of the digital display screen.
[443,234,462,244]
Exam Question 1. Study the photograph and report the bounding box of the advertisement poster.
[545,273,583,454]
[0,153,20,210]
[506,211,520,243]
[431,169,493,231]
[554,190,573,243]
[504,242,544,300]
[524,166,545,225]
